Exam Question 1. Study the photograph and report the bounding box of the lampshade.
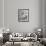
[6,28,10,31]
[0,34,3,37]
[37,28,41,31]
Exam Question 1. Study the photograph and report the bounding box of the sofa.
[40,38,46,46]
[0,33,3,46]
[9,32,37,42]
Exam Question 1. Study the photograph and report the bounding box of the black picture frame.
[18,9,29,22]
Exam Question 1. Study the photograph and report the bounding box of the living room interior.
[0,0,46,46]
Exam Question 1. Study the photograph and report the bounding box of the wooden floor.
[2,44,44,46]
[2,42,44,46]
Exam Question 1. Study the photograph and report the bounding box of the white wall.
[4,0,42,32]
[0,0,3,33]
[42,0,46,37]
[0,0,3,27]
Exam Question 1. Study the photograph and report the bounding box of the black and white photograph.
[18,9,29,22]
[0,0,46,46]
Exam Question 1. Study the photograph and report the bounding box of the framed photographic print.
[18,9,29,22]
